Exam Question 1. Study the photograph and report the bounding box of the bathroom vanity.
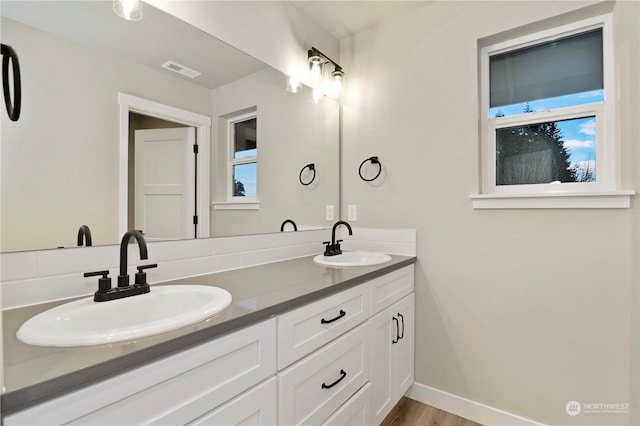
[2,255,415,425]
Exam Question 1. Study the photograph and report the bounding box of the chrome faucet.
[323,220,353,256]
[77,225,92,246]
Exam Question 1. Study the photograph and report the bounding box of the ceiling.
[2,1,266,89]
[291,0,433,40]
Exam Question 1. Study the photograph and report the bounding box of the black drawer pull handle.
[321,369,347,389]
[321,309,346,324]
[398,313,405,340]
[392,316,399,344]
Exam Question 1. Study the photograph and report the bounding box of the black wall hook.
[358,156,382,182]
[1,43,21,122]
[299,163,316,186]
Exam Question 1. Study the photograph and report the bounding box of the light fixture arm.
[308,47,343,74]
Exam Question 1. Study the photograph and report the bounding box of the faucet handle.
[135,264,157,285]
[84,270,112,293]
[322,241,333,256]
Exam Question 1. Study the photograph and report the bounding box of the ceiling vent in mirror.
[161,61,201,79]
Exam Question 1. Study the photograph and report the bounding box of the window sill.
[470,191,634,209]
[212,200,260,210]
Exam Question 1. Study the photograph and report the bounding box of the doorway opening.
[118,93,211,241]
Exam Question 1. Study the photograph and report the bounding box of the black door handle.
[392,316,399,344]
[321,309,346,324]
[398,313,405,340]
[1,43,21,122]
[321,369,347,389]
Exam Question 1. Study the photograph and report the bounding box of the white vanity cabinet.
[277,265,414,426]
[369,266,415,425]
[4,319,277,426]
[4,263,415,426]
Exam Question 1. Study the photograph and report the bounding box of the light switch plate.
[325,205,334,221]
[347,205,357,221]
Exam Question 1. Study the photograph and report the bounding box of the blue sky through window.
[489,90,603,118]
[234,163,257,196]
[232,144,257,195]
[491,90,602,181]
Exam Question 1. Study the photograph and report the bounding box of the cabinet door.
[369,309,395,425]
[188,377,277,426]
[369,293,415,425]
[393,293,414,397]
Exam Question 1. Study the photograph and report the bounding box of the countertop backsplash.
[1,228,416,309]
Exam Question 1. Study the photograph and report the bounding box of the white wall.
[340,1,639,425]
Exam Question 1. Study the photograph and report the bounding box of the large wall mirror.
[1,1,339,252]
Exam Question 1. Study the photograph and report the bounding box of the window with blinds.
[478,14,615,198]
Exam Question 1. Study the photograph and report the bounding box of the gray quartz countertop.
[2,254,416,415]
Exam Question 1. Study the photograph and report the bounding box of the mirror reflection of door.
[133,127,197,241]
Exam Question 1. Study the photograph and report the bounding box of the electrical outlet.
[325,205,334,221]
[348,205,357,221]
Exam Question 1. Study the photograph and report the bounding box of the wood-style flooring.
[381,397,483,426]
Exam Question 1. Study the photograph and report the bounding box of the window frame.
[227,111,258,203]
[474,13,632,208]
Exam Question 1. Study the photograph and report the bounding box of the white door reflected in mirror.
[134,127,197,241]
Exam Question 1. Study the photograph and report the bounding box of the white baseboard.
[407,382,546,426]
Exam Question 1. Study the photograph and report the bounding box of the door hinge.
[193,144,199,154]
[193,215,198,225]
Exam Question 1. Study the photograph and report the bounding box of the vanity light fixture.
[307,47,344,100]
[113,0,143,21]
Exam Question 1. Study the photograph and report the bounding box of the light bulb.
[332,69,343,98]
[113,0,143,21]
[309,57,322,88]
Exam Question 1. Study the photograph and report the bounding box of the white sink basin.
[16,285,232,347]
[313,251,392,267]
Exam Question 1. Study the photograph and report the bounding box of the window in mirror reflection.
[229,113,257,199]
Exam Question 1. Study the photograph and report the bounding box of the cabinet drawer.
[369,265,414,315]
[188,377,277,426]
[321,383,371,426]
[278,283,369,369]
[278,322,370,426]
[6,319,277,426]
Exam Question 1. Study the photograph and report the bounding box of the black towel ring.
[359,156,382,182]
[1,43,21,122]
[299,163,316,186]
